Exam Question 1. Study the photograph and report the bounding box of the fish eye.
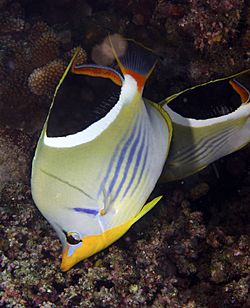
[64,231,82,245]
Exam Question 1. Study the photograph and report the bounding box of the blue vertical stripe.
[174,127,235,164]
[105,120,138,198]
[111,122,143,201]
[173,126,234,163]
[130,131,149,197]
[189,128,236,164]
[122,127,146,199]
[98,127,130,198]
[98,143,121,197]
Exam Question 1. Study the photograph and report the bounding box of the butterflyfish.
[31,39,172,271]
[31,36,250,271]
[160,69,250,181]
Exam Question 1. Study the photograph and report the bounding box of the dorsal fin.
[71,48,123,87]
[109,37,158,92]
[229,79,250,104]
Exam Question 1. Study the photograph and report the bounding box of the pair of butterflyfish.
[31,38,250,271]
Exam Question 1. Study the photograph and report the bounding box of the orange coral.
[28,59,67,96]
[66,47,87,66]
[28,46,87,96]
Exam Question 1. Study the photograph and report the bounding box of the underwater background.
[0,0,249,307]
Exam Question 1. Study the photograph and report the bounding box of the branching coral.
[66,47,87,67]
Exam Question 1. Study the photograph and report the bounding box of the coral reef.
[0,0,250,306]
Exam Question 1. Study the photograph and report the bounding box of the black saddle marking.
[47,71,121,137]
[169,79,241,119]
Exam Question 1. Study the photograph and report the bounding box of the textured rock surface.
[0,0,249,307]
[0,128,32,186]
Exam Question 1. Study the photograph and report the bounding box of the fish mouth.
[60,235,102,272]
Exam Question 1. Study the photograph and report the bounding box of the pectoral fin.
[229,79,250,104]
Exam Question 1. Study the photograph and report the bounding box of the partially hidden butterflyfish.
[31,37,250,271]
[160,69,250,181]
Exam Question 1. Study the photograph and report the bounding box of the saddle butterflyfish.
[31,39,172,272]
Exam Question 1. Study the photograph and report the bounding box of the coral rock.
[0,128,32,185]
[190,182,210,201]
[179,0,244,50]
